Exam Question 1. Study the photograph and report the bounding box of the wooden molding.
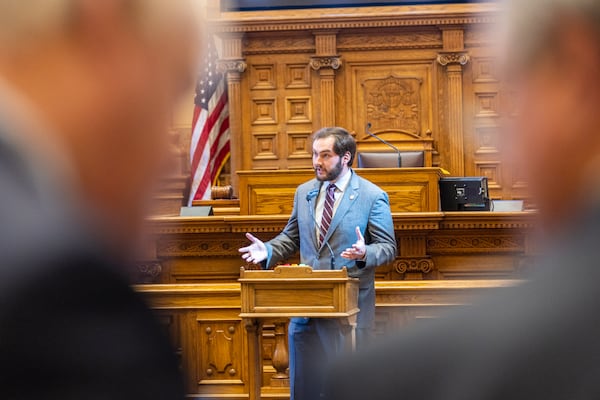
[212,4,500,33]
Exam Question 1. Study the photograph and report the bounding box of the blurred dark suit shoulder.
[0,132,184,399]
[327,210,600,400]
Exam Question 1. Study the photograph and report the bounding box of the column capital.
[436,51,470,67]
[309,56,342,71]
[217,59,247,74]
[394,257,435,274]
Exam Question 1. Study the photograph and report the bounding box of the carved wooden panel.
[285,96,312,124]
[198,320,244,385]
[475,161,502,190]
[346,63,434,138]
[464,45,526,201]
[363,76,422,134]
[474,126,500,155]
[474,91,500,118]
[251,98,277,125]
[252,132,278,160]
[285,63,311,89]
[471,57,500,83]
[250,64,276,90]
[243,49,314,170]
[287,131,312,160]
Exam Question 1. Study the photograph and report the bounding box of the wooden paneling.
[136,210,536,399]
[206,3,524,201]
[140,211,536,284]
[139,278,522,400]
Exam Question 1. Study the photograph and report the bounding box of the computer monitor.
[439,177,490,211]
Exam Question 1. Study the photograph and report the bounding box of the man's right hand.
[238,232,267,264]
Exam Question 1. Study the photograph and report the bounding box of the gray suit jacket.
[265,170,397,326]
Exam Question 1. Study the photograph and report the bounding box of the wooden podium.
[239,265,359,399]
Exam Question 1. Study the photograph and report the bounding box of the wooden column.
[437,28,469,176]
[310,31,341,128]
[218,33,246,197]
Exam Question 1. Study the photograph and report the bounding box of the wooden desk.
[237,168,446,215]
[136,211,536,398]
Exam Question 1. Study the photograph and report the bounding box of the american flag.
[188,35,230,205]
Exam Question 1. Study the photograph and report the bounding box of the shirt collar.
[323,168,352,193]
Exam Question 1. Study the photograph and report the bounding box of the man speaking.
[239,126,397,400]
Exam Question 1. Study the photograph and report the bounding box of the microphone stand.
[365,122,402,167]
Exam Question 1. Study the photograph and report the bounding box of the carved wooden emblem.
[362,76,422,134]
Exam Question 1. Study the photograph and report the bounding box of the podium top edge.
[240,265,351,277]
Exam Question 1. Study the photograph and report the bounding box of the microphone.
[366,122,402,167]
[306,188,319,203]
[307,192,335,270]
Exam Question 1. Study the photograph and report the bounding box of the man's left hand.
[341,226,366,260]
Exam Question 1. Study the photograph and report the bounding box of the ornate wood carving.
[394,258,434,274]
[157,238,248,257]
[309,56,342,70]
[363,76,422,135]
[427,235,524,253]
[436,51,470,66]
[212,4,500,33]
[201,322,241,382]
[337,30,442,51]
[217,60,248,74]
[242,35,315,55]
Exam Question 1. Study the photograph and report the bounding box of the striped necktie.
[319,183,336,246]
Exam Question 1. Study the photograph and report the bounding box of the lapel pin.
[349,195,355,200]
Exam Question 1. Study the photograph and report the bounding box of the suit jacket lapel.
[321,172,360,248]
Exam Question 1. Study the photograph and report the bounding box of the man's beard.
[316,158,343,181]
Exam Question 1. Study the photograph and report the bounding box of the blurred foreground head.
[504,0,600,231]
[0,0,201,254]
